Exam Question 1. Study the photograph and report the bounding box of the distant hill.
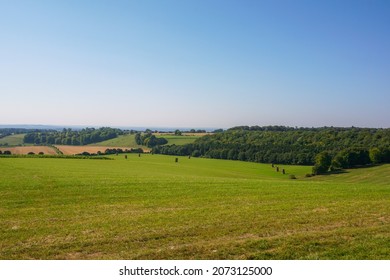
[0,124,80,130]
[0,124,219,132]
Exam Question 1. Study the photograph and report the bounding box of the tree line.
[153,126,390,168]
[23,127,122,145]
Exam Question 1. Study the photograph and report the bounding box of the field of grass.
[0,134,25,146]
[88,134,142,148]
[159,135,200,145]
[0,155,389,259]
[90,133,200,147]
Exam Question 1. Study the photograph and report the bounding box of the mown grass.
[0,155,389,259]
[0,134,25,146]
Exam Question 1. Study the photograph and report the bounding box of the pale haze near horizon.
[1,0,389,129]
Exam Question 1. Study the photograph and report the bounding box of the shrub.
[28,152,35,155]
[289,174,297,179]
[305,173,313,178]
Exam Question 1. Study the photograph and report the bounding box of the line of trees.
[153,126,390,167]
[313,147,390,174]
[23,127,122,145]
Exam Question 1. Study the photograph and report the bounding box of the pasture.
[158,135,200,145]
[89,134,143,148]
[0,155,389,259]
[90,133,201,147]
[0,134,25,146]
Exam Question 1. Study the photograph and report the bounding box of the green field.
[88,134,143,148]
[89,133,199,147]
[159,135,200,145]
[0,155,389,259]
[0,134,25,146]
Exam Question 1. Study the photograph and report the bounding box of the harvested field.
[0,146,57,155]
[55,145,149,155]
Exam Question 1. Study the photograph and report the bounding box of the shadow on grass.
[319,170,349,176]
[319,164,382,176]
[347,164,381,170]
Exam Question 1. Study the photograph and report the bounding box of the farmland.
[54,145,145,155]
[90,133,201,147]
[88,134,142,148]
[158,135,201,145]
[0,146,57,155]
[0,134,25,146]
[0,154,389,259]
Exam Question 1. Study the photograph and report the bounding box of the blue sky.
[1,0,389,128]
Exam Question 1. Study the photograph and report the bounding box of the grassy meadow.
[0,154,389,259]
[88,134,142,148]
[89,133,200,148]
[159,135,200,145]
[0,134,25,146]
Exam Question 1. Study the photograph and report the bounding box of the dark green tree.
[312,152,332,174]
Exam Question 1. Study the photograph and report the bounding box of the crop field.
[0,134,25,146]
[0,155,389,260]
[54,145,147,155]
[0,145,57,155]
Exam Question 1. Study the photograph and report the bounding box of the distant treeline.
[24,127,122,145]
[0,128,41,139]
[153,126,390,167]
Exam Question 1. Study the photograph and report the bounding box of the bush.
[28,152,35,155]
[305,173,313,178]
[38,152,44,155]
[3,150,11,155]
[289,174,297,179]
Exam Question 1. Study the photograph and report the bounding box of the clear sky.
[1,0,389,128]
